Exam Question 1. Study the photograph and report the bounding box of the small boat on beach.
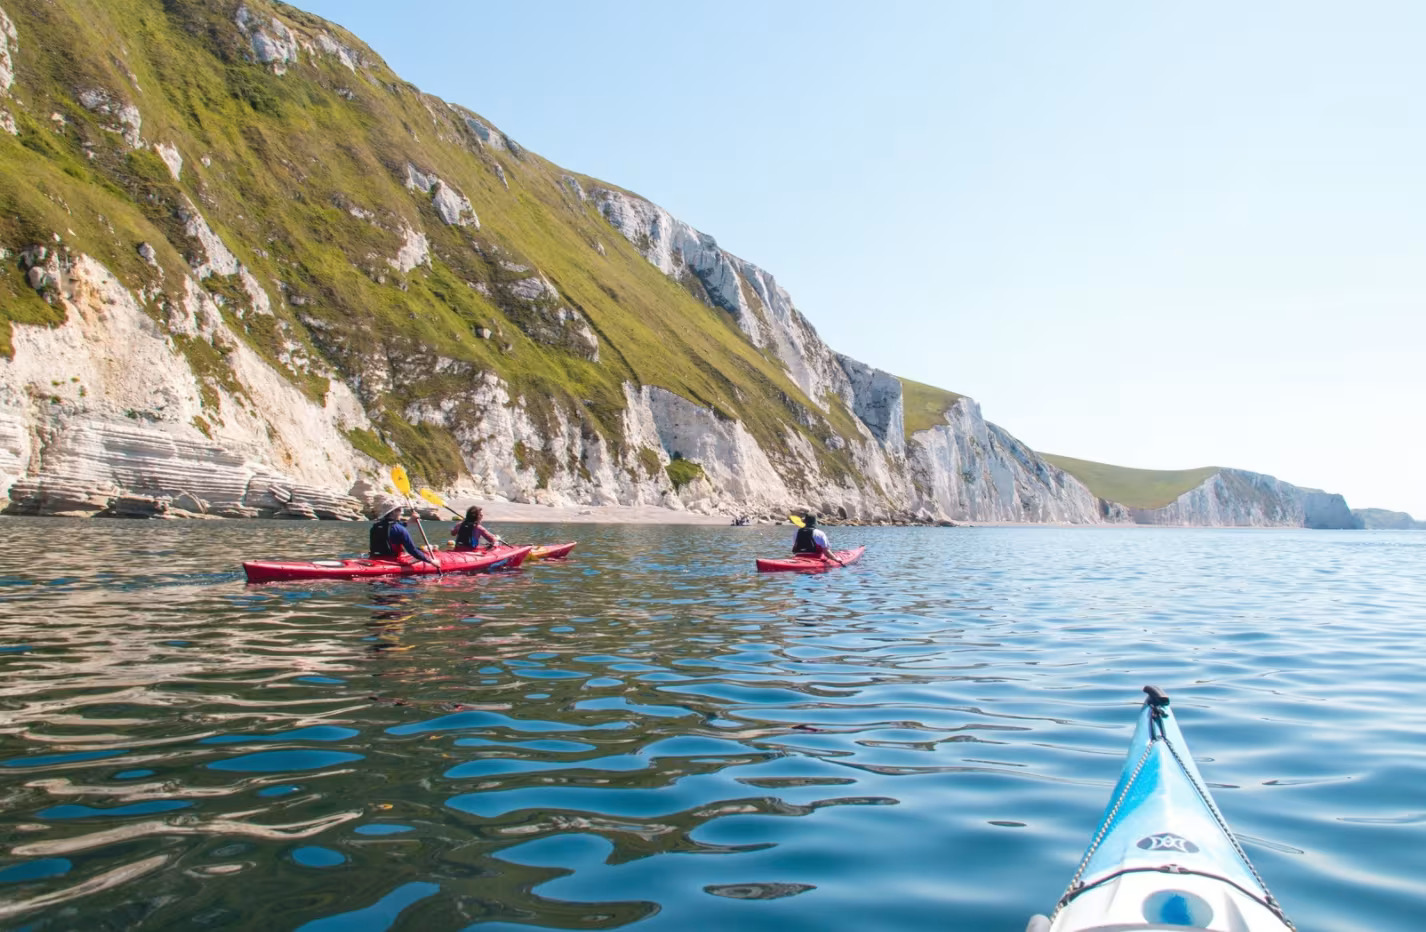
[243,544,533,583]
[1028,686,1295,932]
[755,546,865,573]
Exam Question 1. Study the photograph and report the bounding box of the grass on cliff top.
[899,377,964,438]
[1040,453,1219,509]
[0,0,872,490]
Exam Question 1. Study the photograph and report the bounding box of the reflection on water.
[0,518,1424,930]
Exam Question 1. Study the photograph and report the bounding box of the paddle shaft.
[413,485,513,549]
[406,506,435,551]
[418,487,463,519]
[389,469,440,571]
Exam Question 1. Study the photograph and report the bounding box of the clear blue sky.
[298,0,1426,517]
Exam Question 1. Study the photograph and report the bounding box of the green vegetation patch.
[513,439,559,489]
[0,264,67,357]
[900,377,964,438]
[383,418,465,487]
[637,446,661,477]
[345,427,398,465]
[171,333,242,414]
[665,456,704,489]
[1040,453,1219,509]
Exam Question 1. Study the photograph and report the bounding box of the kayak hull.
[243,544,532,583]
[756,546,864,573]
[1036,688,1294,932]
[529,541,577,561]
[453,541,576,560]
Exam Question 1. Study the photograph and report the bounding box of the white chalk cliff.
[0,0,1360,528]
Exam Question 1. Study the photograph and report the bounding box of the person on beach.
[452,505,501,551]
[370,498,440,568]
[792,514,844,565]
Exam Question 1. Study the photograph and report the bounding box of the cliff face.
[0,0,1357,527]
[1353,508,1426,530]
[1129,470,1360,529]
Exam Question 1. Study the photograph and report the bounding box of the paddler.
[370,498,440,568]
[451,505,502,551]
[792,513,844,566]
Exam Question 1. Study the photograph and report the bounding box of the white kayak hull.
[1030,687,1295,932]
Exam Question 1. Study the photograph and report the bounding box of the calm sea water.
[0,519,1422,930]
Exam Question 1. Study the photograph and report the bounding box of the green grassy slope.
[1040,454,1219,509]
[899,377,964,438]
[0,0,856,486]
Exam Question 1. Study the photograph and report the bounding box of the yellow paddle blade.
[390,466,412,496]
[418,487,445,507]
[788,514,805,527]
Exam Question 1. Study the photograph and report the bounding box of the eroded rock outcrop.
[1130,470,1359,529]
[0,6,16,96]
[594,188,856,410]
[235,4,299,73]
[497,270,598,362]
[0,251,371,518]
[78,88,142,147]
[0,5,14,135]
[838,354,905,455]
[404,163,479,228]
[1353,508,1425,530]
[907,399,1108,524]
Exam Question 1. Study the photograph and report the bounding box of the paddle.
[390,466,440,570]
[417,486,462,519]
[419,486,509,549]
[788,514,805,527]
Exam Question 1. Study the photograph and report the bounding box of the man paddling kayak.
[793,514,844,566]
[370,498,440,569]
[452,506,501,551]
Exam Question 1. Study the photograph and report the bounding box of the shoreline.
[433,500,1355,530]
[0,503,1371,531]
[455,499,734,526]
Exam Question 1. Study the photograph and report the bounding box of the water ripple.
[0,519,1423,929]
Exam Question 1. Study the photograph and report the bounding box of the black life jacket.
[455,519,477,550]
[369,518,396,557]
[793,525,819,553]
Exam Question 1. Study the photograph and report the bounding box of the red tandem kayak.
[528,541,577,561]
[756,546,865,573]
[243,544,533,583]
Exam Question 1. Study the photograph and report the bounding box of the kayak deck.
[756,546,864,573]
[1034,686,1295,932]
[243,544,533,583]
[528,541,577,561]
[453,541,576,560]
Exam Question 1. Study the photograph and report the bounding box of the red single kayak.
[528,541,577,561]
[756,546,865,573]
[243,544,533,583]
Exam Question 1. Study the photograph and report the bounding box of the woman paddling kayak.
[451,505,501,551]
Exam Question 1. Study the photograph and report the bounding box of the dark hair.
[464,506,482,522]
[804,514,817,527]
